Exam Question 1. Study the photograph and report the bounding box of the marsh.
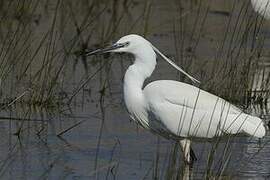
[0,0,269,179]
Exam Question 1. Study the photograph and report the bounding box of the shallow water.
[0,0,270,179]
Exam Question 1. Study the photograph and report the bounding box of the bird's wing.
[143,80,241,114]
[143,80,265,138]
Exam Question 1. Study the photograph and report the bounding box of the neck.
[124,47,156,92]
[123,46,156,113]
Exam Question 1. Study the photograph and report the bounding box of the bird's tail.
[241,115,266,138]
[225,114,266,138]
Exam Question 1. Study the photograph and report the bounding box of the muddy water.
[0,0,270,179]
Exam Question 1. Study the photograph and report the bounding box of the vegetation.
[0,0,268,179]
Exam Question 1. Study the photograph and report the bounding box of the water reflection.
[182,164,192,180]
[0,95,269,178]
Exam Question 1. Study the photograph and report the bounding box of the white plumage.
[143,80,265,138]
[251,0,270,19]
[87,34,266,164]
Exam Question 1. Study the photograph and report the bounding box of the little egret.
[86,34,266,164]
[251,0,270,19]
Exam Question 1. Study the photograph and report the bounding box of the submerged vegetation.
[0,0,268,179]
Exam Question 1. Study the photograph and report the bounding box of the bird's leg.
[180,139,191,164]
[180,139,196,165]
[190,147,197,162]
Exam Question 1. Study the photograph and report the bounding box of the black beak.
[85,43,126,56]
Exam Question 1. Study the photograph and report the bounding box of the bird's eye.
[124,41,130,47]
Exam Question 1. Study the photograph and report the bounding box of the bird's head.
[85,34,200,84]
[85,34,151,55]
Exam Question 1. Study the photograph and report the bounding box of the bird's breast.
[123,83,150,129]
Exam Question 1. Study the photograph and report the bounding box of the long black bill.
[85,43,126,56]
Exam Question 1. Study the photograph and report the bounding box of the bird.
[251,0,270,19]
[85,34,266,164]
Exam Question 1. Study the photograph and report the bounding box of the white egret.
[86,34,266,164]
[251,0,270,19]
